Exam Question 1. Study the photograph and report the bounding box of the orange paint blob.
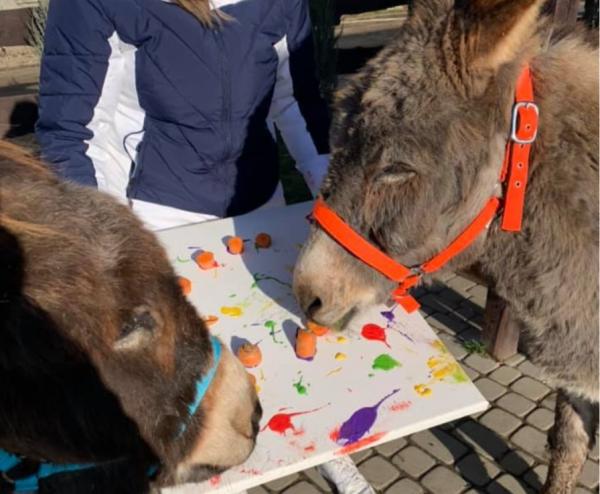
[237,343,262,368]
[177,276,192,295]
[203,315,219,326]
[335,432,387,455]
[307,321,329,336]
[196,251,216,270]
[295,328,317,360]
[255,232,272,249]
[227,236,245,255]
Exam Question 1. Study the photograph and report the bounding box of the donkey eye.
[375,163,416,185]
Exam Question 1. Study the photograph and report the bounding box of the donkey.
[0,140,261,493]
[293,1,598,492]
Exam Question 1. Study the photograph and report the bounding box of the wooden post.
[482,291,520,361]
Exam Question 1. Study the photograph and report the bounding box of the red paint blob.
[390,400,412,412]
[329,427,340,442]
[262,406,327,436]
[304,443,316,453]
[335,432,387,455]
[361,324,391,348]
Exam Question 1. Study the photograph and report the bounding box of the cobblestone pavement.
[249,273,600,494]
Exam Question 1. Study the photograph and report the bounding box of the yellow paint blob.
[220,306,243,317]
[432,363,458,380]
[334,352,347,361]
[414,384,432,397]
[336,336,348,344]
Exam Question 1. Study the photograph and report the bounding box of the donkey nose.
[297,286,323,320]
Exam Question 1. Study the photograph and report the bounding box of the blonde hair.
[174,0,230,26]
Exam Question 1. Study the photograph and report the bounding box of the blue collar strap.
[0,336,222,492]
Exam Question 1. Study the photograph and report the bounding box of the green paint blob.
[264,320,281,344]
[452,368,469,383]
[293,376,308,395]
[372,354,401,371]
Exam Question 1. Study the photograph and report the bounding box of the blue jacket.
[36,0,330,217]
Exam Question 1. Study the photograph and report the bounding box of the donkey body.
[294,2,598,492]
[0,141,261,493]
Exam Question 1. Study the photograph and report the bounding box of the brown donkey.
[0,141,261,493]
[293,1,598,492]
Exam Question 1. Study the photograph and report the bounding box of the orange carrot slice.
[196,251,216,270]
[296,328,317,360]
[237,343,262,368]
[255,233,272,249]
[307,321,329,336]
[178,276,192,295]
[203,315,219,327]
[227,236,245,255]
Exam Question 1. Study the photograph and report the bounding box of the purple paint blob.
[336,388,401,445]
[380,310,395,322]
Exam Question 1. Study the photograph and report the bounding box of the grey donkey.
[293,1,598,493]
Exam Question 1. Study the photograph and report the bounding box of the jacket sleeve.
[35,0,115,186]
[269,0,331,197]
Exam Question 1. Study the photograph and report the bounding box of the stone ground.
[248,273,599,494]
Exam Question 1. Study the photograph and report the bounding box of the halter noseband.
[311,65,538,313]
[0,335,222,492]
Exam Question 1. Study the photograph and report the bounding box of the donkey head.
[294,0,543,327]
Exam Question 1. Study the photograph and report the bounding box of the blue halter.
[0,336,222,492]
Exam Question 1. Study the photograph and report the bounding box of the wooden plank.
[482,291,520,361]
[334,0,407,21]
[545,0,580,26]
[0,8,32,46]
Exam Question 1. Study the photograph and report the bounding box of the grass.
[278,137,313,205]
[462,339,488,357]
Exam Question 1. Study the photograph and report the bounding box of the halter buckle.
[510,102,539,144]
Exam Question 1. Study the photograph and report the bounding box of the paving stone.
[464,489,487,494]
[504,353,526,367]
[446,276,476,297]
[375,437,408,458]
[427,312,469,335]
[438,332,469,360]
[420,294,454,314]
[302,468,333,492]
[487,474,534,494]
[282,481,321,494]
[499,450,535,476]
[541,393,557,411]
[489,366,522,386]
[511,377,551,401]
[463,364,481,381]
[266,473,301,491]
[456,453,501,486]
[511,425,549,461]
[421,466,469,494]
[359,456,400,490]
[475,378,508,402]
[434,271,456,283]
[392,446,436,478]
[454,420,509,460]
[459,327,483,342]
[497,392,537,417]
[526,408,555,431]
[464,353,499,375]
[517,360,543,380]
[350,447,373,464]
[453,304,482,324]
[439,288,466,308]
[523,464,548,491]
[480,409,522,437]
[411,428,469,465]
[249,486,270,494]
[579,459,600,490]
[385,477,424,494]
[468,285,488,308]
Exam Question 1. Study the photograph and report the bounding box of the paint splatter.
[326,367,342,377]
[335,389,400,445]
[240,468,261,475]
[209,475,221,486]
[414,384,432,397]
[304,443,316,453]
[203,315,219,326]
[381,306,414,343]
[220,306,243,317]
[176,256,191,263]
[361,324,391,348]
[251,273,292,289]
[336,336,348,344]
[335,352,347,361]
[262,405,327,435]
[264,320,282,344]
[390,400,412,412]
[372,354,400,371]
[293,375,308,395]
[336,432,387,456]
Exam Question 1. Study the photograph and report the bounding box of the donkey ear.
[454,0,543,71]
[115,305,159,351]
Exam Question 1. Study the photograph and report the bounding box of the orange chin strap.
[311,65,538,313]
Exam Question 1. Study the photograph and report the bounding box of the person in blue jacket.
[36,0,330,231]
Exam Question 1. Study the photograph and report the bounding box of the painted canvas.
[158,202,487,494]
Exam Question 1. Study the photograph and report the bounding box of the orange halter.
[311,65,538,313]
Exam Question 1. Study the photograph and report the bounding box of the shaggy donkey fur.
[293,1,598,493]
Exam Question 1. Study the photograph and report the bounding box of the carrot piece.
[255,233,272,249]
[307,321,329,336]
[204,315,219,327]
[196,251,216,270]
[227,236,245,255]
[178,276,192,296]
[237,343,262,368]
[295,328,317,360]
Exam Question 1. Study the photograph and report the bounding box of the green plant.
[27,0,49,56]
[463,339,488,357]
